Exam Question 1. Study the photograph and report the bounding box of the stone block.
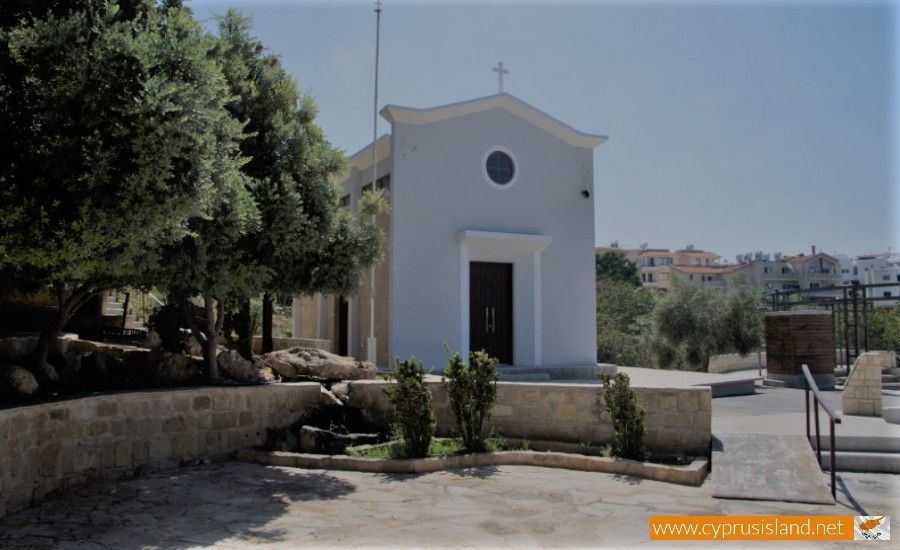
[95,401,118,417]
[658,394,677,410]
[114,440,130,468]
[172,396,192,414]
[88,421,109,437]
[162,416,184,433]
[212,392,233,411]
[40,444,65,477]
[530,402,553,420]
[698,395,711,412]
[132,441,150,463]
[149,438,173,460]
[520,388,541,402]
[100,445,115,470]
[193,395,212,411]
[48,407,70,422]
[677,392,699,412]
[109,420,127,438]
[212,411,239,431]
[556,403,577,422]
[858,401,874,416]
[239,411,255,427]
[8,414,28,439]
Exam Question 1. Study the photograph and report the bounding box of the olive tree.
[0,1,244,381]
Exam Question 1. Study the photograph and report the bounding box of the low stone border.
[236,449,709,486]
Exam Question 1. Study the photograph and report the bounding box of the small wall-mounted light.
[581,190,591,198]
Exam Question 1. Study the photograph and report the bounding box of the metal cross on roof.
[493,61,508,93]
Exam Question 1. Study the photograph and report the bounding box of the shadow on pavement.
[0,462,357,550]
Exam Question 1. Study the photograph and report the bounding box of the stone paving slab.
[0,462,897,549]
[711,433,835,504]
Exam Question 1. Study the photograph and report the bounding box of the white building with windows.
[838,253,900,304]
[295,93,607,371]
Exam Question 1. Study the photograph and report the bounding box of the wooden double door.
[469,262,513,365]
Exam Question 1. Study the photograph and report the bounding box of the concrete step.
[884,407,900,425]
[763,379,787,388]
[814,435,900,454]
[820,452,900,474]
[500,373,552,382]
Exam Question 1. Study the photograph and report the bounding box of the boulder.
[139,349,199,387]
[217,350,277,384]
[319,386,343,407]
[0,365,39,397]
[331,382,351,404]
[260,347,376,381]
[298,425,381,455]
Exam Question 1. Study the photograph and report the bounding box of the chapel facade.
[295,93,607,372]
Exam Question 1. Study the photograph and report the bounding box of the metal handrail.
[802,364,841,500]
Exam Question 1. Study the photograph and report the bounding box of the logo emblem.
[855,516,890,541]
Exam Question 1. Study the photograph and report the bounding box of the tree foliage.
[1,3,386,385]
[869,306,900,354]
[651,280,763,371]
[596,252,641,287]
[596,280,655,366]
[201,11,384,360]
[0,0,243,381]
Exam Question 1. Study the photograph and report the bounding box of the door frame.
[469,261,514,365]
[458,230,551,367]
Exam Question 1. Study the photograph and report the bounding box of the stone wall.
[765,311,834,389]
[842,351,891,416]
[346,381,711,457]
[708,352,766,374]
[0,383,321,520]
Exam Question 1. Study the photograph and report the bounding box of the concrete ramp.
[711,433,834,505]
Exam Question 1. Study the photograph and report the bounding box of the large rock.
[217,349,277,384]
[260,347,376,381]
[139,349,199,387]
[0,365,39,397]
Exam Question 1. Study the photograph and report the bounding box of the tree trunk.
[203,294,220,382]
[236,299,253,360]
[33,283,96,384]
[262,292,274,354]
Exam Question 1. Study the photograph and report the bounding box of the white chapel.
[294,92,608,372]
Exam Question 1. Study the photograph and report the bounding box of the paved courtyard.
[0,461,897,549]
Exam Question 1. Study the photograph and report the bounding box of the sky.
[188,0,898,263]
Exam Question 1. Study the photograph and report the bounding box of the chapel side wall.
[357,208,391,368]
[296,295,320,340]
[0,384,321,520]
[390,110,597,370]
[347,381,711,457]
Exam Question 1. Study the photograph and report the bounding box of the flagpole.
[367,0,382,366]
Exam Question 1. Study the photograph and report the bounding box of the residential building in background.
[595,244,846,292]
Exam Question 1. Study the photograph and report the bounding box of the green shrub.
[600,372,645,461]
[383,356,436,458]
[442,346,499,453]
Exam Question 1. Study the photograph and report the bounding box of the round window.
[485,151,515,185]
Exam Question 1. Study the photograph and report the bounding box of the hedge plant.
[442,346,499,453]
[383,356,436,458]
[600,372,645,461]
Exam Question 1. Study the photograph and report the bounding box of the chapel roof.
[380,93,608,149]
